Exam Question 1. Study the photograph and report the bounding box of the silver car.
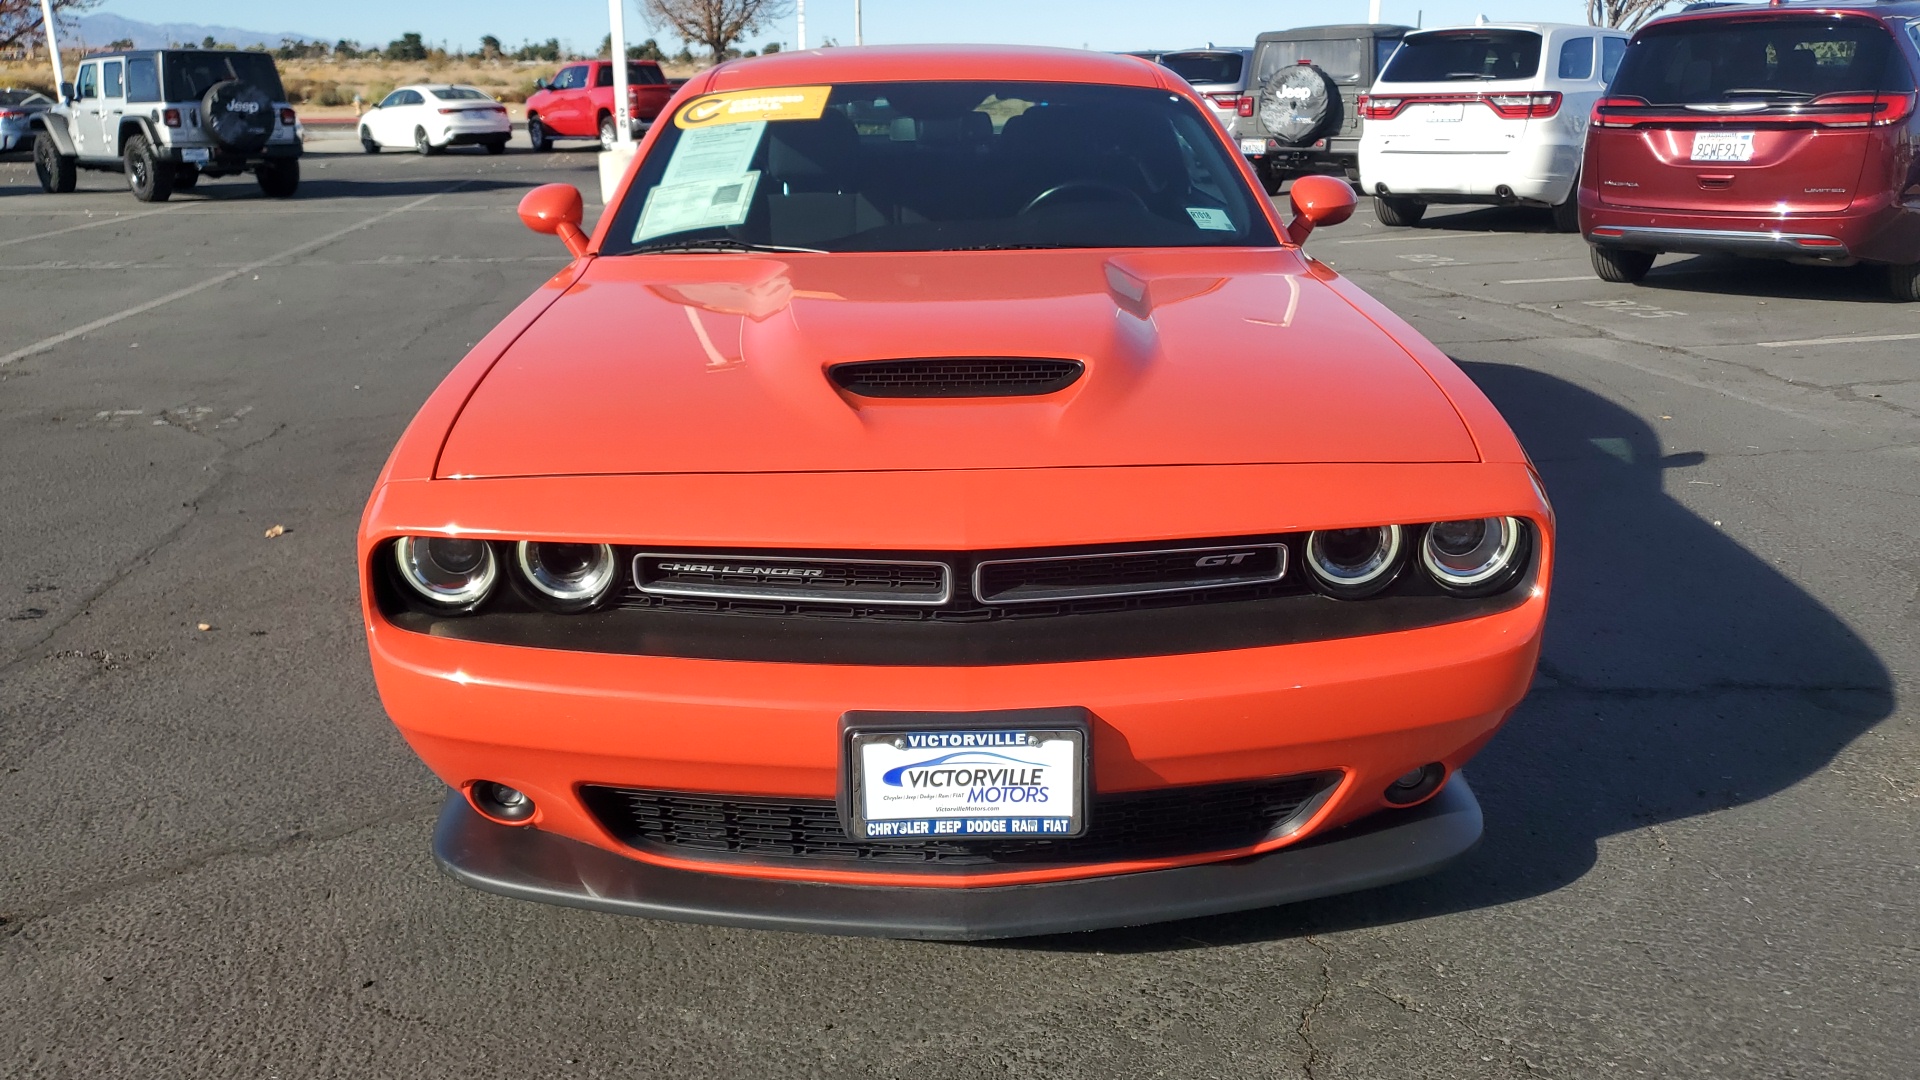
[1126,49,1254,132]
[1157,49,1254,132]
[0,89,54,153]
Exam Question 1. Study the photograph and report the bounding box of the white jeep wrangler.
[31,48,301,202]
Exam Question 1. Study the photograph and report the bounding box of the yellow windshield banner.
[676,85,833,128]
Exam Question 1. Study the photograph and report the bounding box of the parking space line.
[0,183,470,369]
[1338,231,1503,244]
[1755,332,1920,348]
[0,205,182,250]
[1499,275,1595,284]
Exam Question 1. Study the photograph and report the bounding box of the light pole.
[1368,0,1382,23]
[38,0,64,94]
[855,0,863,46]
[608,0,631,145]
[797,0,807,50]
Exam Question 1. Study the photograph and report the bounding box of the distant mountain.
[72,13,317,50]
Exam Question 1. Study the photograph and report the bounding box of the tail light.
[0,108,21,119]
[1238,95,1254,117]
[1485,92,1561,119]
[1358,94,1407,120]
[1591,95,1648,128]
[278,107,296,126]
[1807,91,1916,128]
[438,107,459,114]
[163,108,181,127]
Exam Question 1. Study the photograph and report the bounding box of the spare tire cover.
[202,80,274,152]
[1259,64,1337,146]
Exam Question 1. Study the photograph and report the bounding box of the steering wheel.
[1020,181,1149,216]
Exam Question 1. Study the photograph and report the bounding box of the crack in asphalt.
[0,798,442,937]
[1296,936,1335,1080]
[1359,266,1920,428]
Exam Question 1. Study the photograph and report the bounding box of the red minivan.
[1580,3,1920,300]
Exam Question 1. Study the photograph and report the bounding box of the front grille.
[633,553,950,606]
[829,357,1084,398]
[976,544,1288,604]
[580,774,1338,871]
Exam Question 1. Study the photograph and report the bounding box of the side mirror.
[533,77,547,90]
[519,183,589,257]
[60,81,73,102]
[1284,174,1357,246]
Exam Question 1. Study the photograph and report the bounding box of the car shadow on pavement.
[1634,254,1899,304]
[1390,204,1563,234]
[1013,362,1893,953]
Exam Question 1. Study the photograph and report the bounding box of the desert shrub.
[315,84,348,107]
[366,80,396,105]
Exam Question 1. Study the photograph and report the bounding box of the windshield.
[1609,16,1909,103]
[162,51,286,101]
[1162,52,1244,86]
[1382,30,1543,83]
[434,87,491,100]
[1256,40,1368,85]
[602,81,1279,255]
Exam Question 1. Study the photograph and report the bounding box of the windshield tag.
[1186,208,1235,231]
[677,85,832,128]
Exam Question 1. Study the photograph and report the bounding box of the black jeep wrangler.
[31,49,301,202]
[1238,24,1411,191]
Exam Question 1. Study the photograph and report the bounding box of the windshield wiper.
[1443,72,1497,80]
[1719,88,1815,100]
[622,238,827,255]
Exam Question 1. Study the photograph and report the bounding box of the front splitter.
[431,778,1483,941]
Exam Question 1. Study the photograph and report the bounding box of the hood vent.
[828,357,1084,399]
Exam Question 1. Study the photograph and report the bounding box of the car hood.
[435,248,1477,478]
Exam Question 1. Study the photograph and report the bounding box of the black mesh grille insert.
[579,774,1337,871]
[829,357,1084,398]
[977,545,1287,604]
[634,554,949,605]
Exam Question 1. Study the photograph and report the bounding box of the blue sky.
[100,1,1597,54]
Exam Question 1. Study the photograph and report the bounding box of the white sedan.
[359,85,511,155]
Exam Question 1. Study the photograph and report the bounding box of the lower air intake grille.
[828,357,1084,398]
[579,773,1338,871]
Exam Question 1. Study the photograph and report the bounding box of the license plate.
[844,715,1087,841]
[1691,131,1754,162]
[1241,139,1267,155]
[181,148,210,164]
[1422,103,1465,122]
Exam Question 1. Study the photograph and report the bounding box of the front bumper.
[434,776,1483,940]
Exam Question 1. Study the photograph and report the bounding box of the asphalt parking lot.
[1,132,1915,1078]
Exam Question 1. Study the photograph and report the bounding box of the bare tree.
[0,0,98,53]
[640,0,793,63]
[1588,0,1673,31]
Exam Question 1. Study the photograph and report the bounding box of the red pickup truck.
[525,60,678,152]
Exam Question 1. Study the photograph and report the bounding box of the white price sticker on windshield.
[634,171,762,241]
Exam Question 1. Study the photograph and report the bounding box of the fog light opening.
[1383,763,1446,806]
[469,781,536,823]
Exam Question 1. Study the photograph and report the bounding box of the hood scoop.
[828,357,1085,399]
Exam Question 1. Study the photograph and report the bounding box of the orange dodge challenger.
[359,45,1553,939]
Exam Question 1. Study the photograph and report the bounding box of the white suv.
[1357,23,1628,230]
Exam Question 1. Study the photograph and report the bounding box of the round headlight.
[394,536,498,611]
[514,541,617,612]
[1420,517,1527,595]
[1304,525,1405,598]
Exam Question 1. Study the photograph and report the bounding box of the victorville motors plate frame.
[839,707,1091,842]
